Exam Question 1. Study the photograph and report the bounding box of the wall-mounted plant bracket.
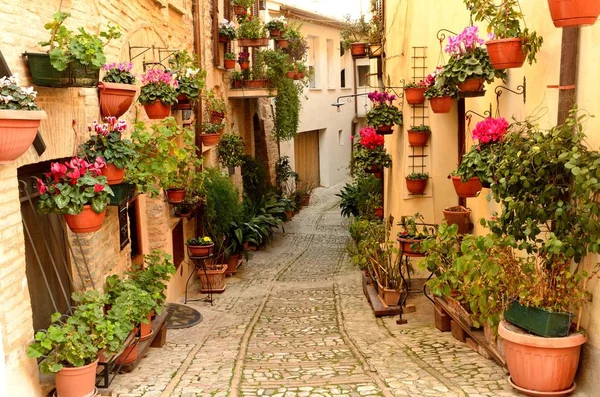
[465,104,492,121]
[128,44,178,71]
[495,76,526,104]
[436,29,458,42]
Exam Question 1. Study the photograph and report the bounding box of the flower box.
[504,301,574,338]
[197,264,228,293]
[238,38,270,47]
[376,280,401,306]
[23,52,99,87]
[350,43,367,58]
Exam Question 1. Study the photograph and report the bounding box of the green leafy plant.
[233,0,254,7]
[238,16,267,39]
[79,118,137,170]
[337,175,382,219]
[102,62,136,84]
[368,15,383,44]
[127,250,176,312]
[224,52,236,61]
[275,156,298,196]
[169,50,206,101]
[352,146,392,174]
[397,212,435,240]
[283,25,309,61]
[266,17,287,32]
[202,122,225,135]
[274,78,301,141]
[406,172,429,181]
[138,68,178,106]
[39,12,121,71]
[204,89,227,114]
[409,125,431,132]
[241,155,269,204]
[340,14,370,49]
[366,91,403,128]
[0,75,40,110]
[217,133,245,168]
[105,276,155,341]
[424,84,459,99]
[219,18,237,40]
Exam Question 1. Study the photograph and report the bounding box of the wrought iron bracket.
[495,76,526,104]
[465,104,493,121]
[436,29,458,42]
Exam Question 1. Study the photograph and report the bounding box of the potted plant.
[0,75,47,163]
[200,121,225,146]
[340,15,370,58]
[283,25,308,61]
[237,15,269,47]
[238,51,250,70]
[98,62,138,118]
[351,127,391,178]
[424,84,458,114]
[403,81,428,105]
[365,91,403,135]
[138,68,178,119]
[465,0,543,69]
[442,205,472,235]
[396,213,434,257]
[232,0,253,15]
[26,12,121,87]
[224,52,237,70]
[407,125,431,147]
[217,133,245,170]
[218,18,237,42]
[368,15,384,57]
[405,172,429,195]
[170,50,207,110]
[79,117,137,185]
[36,157,113,233]
[187,236,215,257]
[436,26,505,93]
[547,0,600,27]
[205,90,227,124]
[230,71,244,89]
[266,16,287,38]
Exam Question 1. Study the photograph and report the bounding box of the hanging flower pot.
[404,87,426,105]
[64,205,106,233]
[98,82,138,118]
[547,0,600,27]
[239,61,250,70]
[369,44,383,58]
[0,109,47,163]
[443,206,472,235]
[277,39,289,49]
[457,78,485,92]
[405,178,428,195]
[209,110,225,124]
[451,176,482,198]
[173,94,192,110]
[218,34,229,43]
[485,38,527,69]
[376,125,394,135]
[430,96,454,113]
[166,188,185,203]
[188,243,214,257]
[350,43,367,58]
[286,71,296,79]
[365,165,383,179]
[238,38,270,47]
[224,59,236,70]
[233,5,245,15]
[101,163,125,185]
[143,100,171,119]
[54,359,99,397]
[200,133,221,146]
[407,129,430,147]
[269,28,281,38]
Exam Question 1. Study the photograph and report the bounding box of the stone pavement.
[107,184,542,397]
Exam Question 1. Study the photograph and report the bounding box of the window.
[309,66,316,88]
[307,35,320,88]
[327,39,335,89]
[357,65,370,87]
[339,130,344,146]
[340,42,345,57]
[128,199,142,260]
[172,220,184,269]
[341,68,346,88]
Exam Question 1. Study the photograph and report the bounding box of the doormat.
[166,303,203,329]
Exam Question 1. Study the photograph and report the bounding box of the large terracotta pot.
[406,178,428,194]
[404,87,426,105]
[277,39,289,49]
[451,176,482,198]
[485,38,527,69]
[350,43,367,57]
[101,163,125,185]
[407,130,430,147]
[238,38,269,47]
[547,0,600,27]
[197,264,228,293]
[117,341,138,365]
[430,96,454,113]
[239,61,249,70]
[54,359,98,397]
[200,133,221,146]
[98,82,138,118]
[443,206,472,234]
[166,188,185,203]
[226,253,241,275]
[139,311,154,341]
[0,109,47,163]
[499,321,586,394]
[224,59,236,70]
[143,100,171,119]
[64,205,106,233]
[457,78,485,92]
[187,243,214,257]
[376,125,394,135]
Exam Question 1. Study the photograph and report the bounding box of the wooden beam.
[557,27,580,125]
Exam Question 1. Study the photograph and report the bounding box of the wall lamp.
[331,92,371,112]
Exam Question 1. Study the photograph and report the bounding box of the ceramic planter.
[407,130,430,147]
[239,61,250,70]
[224,59,236,70]
[24,52,99,87]
[200,133,221,146]
[504,301,574,337]
[0,109,47,163]
[98,82,138,118]
[457,78,485,92]
[442,206,472,235]
[54,359,99,397]
[277,39,289,49]
[269,28,281,38]
[173,94,192,110]
[397,237,425,257]
[499,320,586,395]
[64,205,106,233]
[485,38,527,69]
[406,178,428,195]
[350,42,367,58]
[197,264,228,293]
[101,163,125,185]
[404,87,426,105]
[143,100,171,119]
[238,38,270,47]
[451,176,482,198]
[547,0,600,27]
[430,96,454,113]
[376,281,401,306]
[187,243,214,257]
[376,125,394,135]
[166,188,185,203]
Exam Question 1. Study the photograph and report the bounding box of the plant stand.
[361,273,401,317]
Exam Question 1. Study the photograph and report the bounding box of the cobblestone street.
[108,185,522,397]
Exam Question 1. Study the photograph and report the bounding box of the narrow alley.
[109,186,518,397]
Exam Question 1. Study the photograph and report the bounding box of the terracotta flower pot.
[485,38,527,69]
[499,321,586,394]
[98,82,138,118]
[277,39,289,49]
[286,71,296,79]
[187,243,214,257]
[226,253,241,275]
[247,79,269,89]
[197,264,228,293]
[239,61,249,70]
[64,205,106,233]
[218,35,229,43]
[200,133,221,146]
[296,72,306,79]
[140,311,154,341]
[376,281,400,306]
[166,188,185,203]
[173,94,192,110]
[143,100,171,119]
[451,176,482,198]
[430,96,454,113]
[397,237,425,257]
[101,163,125,185]
[407,130,430,147]
[233,5,245,15]
[54,359,98,397]
[350,42,367,57]
[224,59,236,70]
[547,0,600,27]
[238,38,269,47]
[375,207,384,219]
[0,109,47,163]
[443,205,472,234]
[117,340,138,365]
[269,28,281,38]
[232,80,243,89]
[404,87,426,105]
[376,125,394,135]
[457,78,485,92]
[406,178,428,194]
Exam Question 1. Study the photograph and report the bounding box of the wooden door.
[294,130,320,190]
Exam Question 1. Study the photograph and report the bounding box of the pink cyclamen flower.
[94,184,105,193]
[35,178,47,195]
[472,117,509,145]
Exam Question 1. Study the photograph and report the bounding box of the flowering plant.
[238,51,250,64]
[424,83,458,99]
[102,62,136,84]
[365,91,403,128]
[404,81,428,89]
[472,116,508,144]
[186,236,213,246]
[357,126,384,149]
[36,157,113,215]
[0,74,39,110]
[138,68,178,105]
[265,16,287,31]
[397,213,434,240]
[175,67,206,101]
[238,16,267,39]
[219,19,237,40]
[352,127,391,174]
[79,117,137,170]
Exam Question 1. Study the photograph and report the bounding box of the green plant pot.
[109,182,136,206]
[504,301,574,337]
[23,52,99,87]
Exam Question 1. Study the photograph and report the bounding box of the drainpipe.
[192,0,203,156]
[556,27,580,124]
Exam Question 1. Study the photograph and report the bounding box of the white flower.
[0,95,13,104]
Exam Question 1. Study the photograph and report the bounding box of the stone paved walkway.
[107,184,531,397]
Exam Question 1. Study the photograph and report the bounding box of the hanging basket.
[238,38,270,47]
[143,101,171,119]
[23,52,99,88]
[376,125,394,135]
[101,163,125,185]
[173,94,192,110]
[406,178,428,195]
[457,78,485,92]
[98,82,138,118]
[451,176,482,198]
[224,59,236,70]
[350,43,367,58]
[404,87,426,105]
[407,130,430,147]
[277,39,289,49]
[430,96,454,113]
[0,109,47,163]
[64,206,106,233]
[269,28,281,38]
[239,61,250,70]
[485,38,527,69]
[200,133,221,146]
[547,0,600,27]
